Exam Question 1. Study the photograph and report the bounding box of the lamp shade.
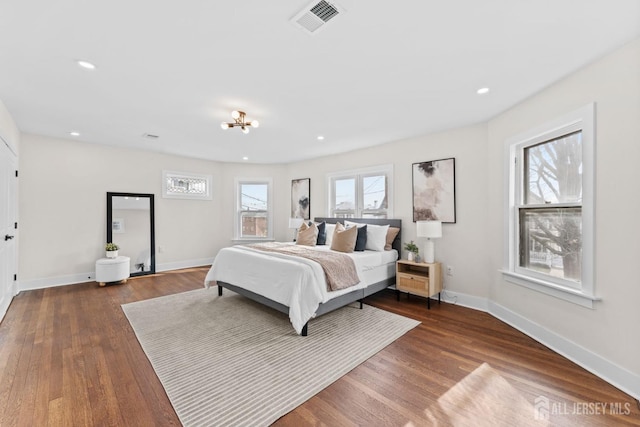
[288,217,304,229]
[416,220,442,239]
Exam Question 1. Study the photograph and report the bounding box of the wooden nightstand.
[395,260,442,309]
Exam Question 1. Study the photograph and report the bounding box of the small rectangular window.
[162,171,212,200]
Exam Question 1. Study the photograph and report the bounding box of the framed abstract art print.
[412,158,456,223]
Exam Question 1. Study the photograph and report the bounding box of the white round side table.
[96,256,131,287]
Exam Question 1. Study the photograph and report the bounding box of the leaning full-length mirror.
[106,192,155,276]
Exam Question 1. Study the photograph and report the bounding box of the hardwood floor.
[0,267,638,426]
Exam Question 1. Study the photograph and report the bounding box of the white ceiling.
[1,1,639,164]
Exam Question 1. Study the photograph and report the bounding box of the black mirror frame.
[106,192,156,277]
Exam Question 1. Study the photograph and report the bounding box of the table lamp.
[416,220,442,263]
[288,217,304,241]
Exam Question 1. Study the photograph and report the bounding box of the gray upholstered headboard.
[314,217,402,253]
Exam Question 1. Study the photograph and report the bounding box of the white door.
[0,140,17,322]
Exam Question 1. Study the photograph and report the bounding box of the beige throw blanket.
[246,242,360,291]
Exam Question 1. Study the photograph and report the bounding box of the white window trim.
[502,103,599,308]
[326,164,394,218]
[233,177,273,242]
[162,170,212,200]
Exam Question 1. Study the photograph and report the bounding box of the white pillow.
[325,223,336,246]
[345,221,389,252]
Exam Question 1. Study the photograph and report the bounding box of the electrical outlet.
[158,245,164,253]
[446,265,453,276]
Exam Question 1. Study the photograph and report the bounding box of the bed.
[204,217,401,335]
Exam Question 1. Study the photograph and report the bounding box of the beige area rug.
[425,363,549,426]
[122,289,420,427]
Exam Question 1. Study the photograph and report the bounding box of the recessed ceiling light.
[242,156,249,161]
[69,131,80,137]
[317,135,325,140]
[77,60,96,70]
[477,87,490,95]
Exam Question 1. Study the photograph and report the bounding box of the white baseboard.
[0,295,12,324]
[19,272,97,291]
[488,300,640,401]
[156,258,213,272]
[440,289,490,312]
[439,289,639,400]
[18,258,214,292]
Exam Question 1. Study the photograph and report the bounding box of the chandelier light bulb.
[221,110,258,133]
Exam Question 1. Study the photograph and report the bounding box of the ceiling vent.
[291,1,343,35]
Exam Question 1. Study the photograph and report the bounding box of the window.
[162,171,212,200]
[328,165,393,218]
[503,104,597,307]
[234,178,273,240]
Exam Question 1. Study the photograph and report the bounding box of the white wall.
[17,134,219,285]
[285,123,490,299]
[486,38,640,384]
[17,134,287,288]
[0,99,20,155]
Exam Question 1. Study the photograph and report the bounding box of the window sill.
[501,270,600,309]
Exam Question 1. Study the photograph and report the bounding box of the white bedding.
[204,243,398,334]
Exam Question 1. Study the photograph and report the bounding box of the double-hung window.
[328,165,393,218]
[234,178,273,240]
[504,104,597,307]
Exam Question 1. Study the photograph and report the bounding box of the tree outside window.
[519,132,583,282]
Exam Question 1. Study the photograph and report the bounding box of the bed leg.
[358,299,363,309]
[218,285,223,296]
[301,323,308,336]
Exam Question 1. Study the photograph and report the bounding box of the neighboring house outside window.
[503,104,597,307]
[234,178,273,240]
[327,165,393,219]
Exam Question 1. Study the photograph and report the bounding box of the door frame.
[0,137,18,322]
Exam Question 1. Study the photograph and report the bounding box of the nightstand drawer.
[398,275,428,292]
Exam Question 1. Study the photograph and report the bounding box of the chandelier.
[220,111,259,134]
